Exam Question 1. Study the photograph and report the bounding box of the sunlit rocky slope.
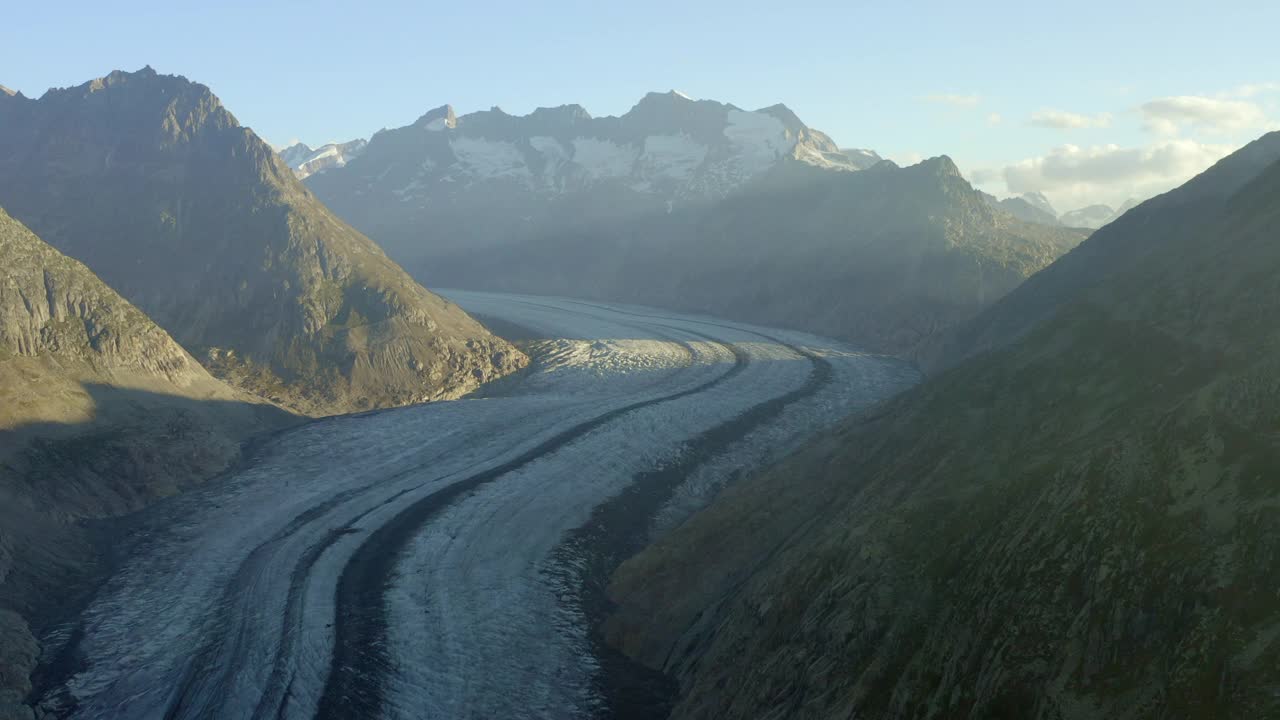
[0,68,525,416]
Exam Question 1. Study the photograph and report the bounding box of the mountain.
[605,137,1280,719]
[0,67,526,416]
[840,147,884,170]
[1060,202,1116,228]
[308,94,1086,359]
[307,91,865,259]
[1109,197,1141,222]
[0,206,292,717]
[1060,200,1143,230]
[983,191,1062,226]
[924,131,1280,373]
[279,138,368,179]
[1020,190,1058,217]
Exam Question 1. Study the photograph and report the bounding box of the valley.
[31,293,914,720]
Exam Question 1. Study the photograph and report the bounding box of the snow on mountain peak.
[279,139,368,179]
[304,92,881,204]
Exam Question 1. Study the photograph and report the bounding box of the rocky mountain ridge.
[305,95,1086,359]
[0,67,526,416]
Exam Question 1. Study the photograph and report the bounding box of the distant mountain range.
[303,93,1087,358]
[982,191,1142,230]
[279,138,368,179]
[0,67,525,416]
[607,130,1280,720]
[982,190,1061,225]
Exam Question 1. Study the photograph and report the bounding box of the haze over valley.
[2,3,1279,719]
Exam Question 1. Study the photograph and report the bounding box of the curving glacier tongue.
[48,292,916,720]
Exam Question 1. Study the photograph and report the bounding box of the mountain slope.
[307,95,1085,358]
[605,146,1280,719]
[923,131,1280,372]
[0,206,292,718]
[0,67,525,416]
[422,155,1087,358]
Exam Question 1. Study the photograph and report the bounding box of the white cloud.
[996,139,1236,210]
[986,113,1003,126]
[1029,109,1113,129]
[921,93,980,108]
[1141,95,1270,136]
[969,167,1001,185]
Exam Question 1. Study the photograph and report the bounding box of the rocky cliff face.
[0,207,292,719]
[0,67,525,416]
[306,95,1083,359]
[605,143,1280,719]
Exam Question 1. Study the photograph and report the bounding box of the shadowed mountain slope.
[923,131,1280,373]
[0,206,294,719]
[606,143,1280,719]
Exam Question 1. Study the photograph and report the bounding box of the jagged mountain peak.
[0,84,16,97]
[840,148,886,170]
[528,103,593,124]
[278,142,315,168]
[307,90,885,250]
[635,89,700,106]
[755,103,807,133]
[279,138,368,179]
[915,154,963,178]
[1020,190,1058,217]
[36,66,240,140]
[624,90,734,127]
[414,103,457,130]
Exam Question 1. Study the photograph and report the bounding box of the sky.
[4,0,1280,211]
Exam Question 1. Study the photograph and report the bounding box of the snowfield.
[44,292,917,720]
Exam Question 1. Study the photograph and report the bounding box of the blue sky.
[4,0,1279,210]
